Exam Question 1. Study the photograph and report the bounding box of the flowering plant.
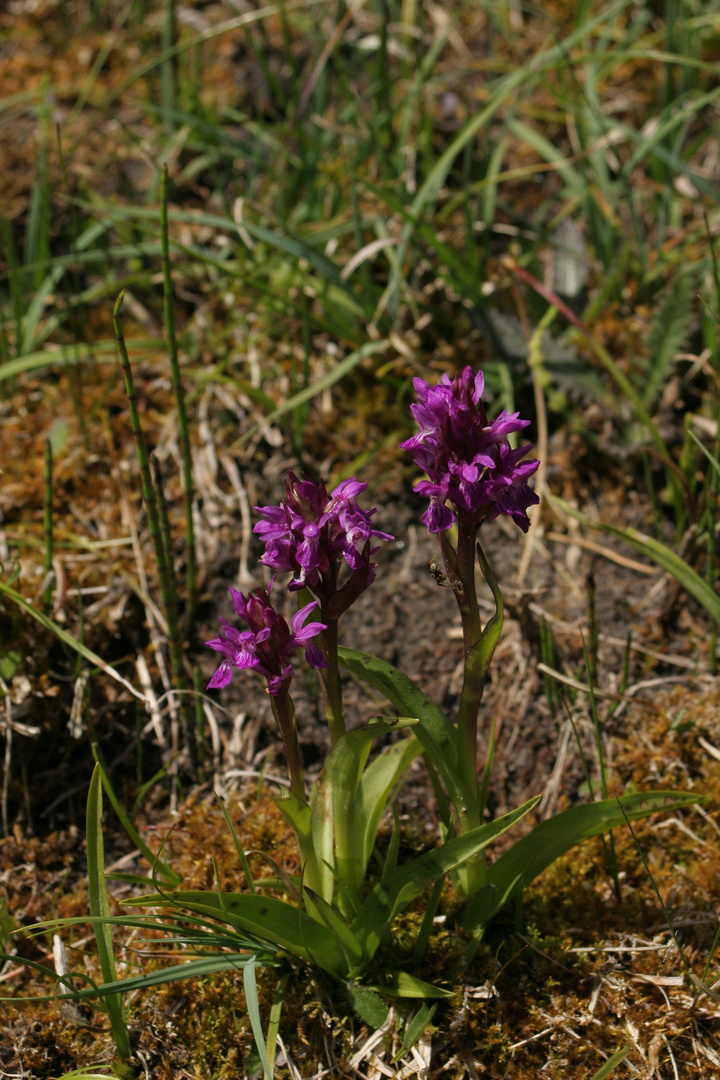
[11,363,703,1079]
[125,366,698,997]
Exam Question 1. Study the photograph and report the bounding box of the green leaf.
[272,788,329,902]
[244,959,273,1080]
[322,717,418,899]
[391,1001,438,1062]
[92,751,180,887]
[589,1045,633,1079]
[0,648,21,682]
[346,984,389,1028]
[356,734,422,878]
[125,890,349,979]
[0,337,164,386]
[90,953,271,996]
[0,897,16,952]
[86,766,132,1061]
[689,428,720,478]
[338,648,468,815]
[303,888,365,974]
[551,497,720,625]
[308,779,335,903]
[371,971,452,999]
[352,798,539,961]
[465,790,706,934]
[111,1065,139,1080]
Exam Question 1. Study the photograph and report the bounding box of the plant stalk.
[160,164,197,622]
[42,438,53,614]
[113,290,195,768]
[272,691,305,800]
[319,614,346,747]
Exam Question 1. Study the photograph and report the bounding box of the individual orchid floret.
[400,366,539,533]
[206,583,327,696]
[254,473,393,607]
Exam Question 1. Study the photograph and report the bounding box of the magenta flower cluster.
[206,475,393,693]
[254,473,393,596]
[400,366,539,533]
[206,584,327,696]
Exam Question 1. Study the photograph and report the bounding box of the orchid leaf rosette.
[194,366,704,984]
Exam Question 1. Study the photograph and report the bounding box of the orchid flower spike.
[400,366,539,533]
[254,473,393,610]
[206,583,327,696]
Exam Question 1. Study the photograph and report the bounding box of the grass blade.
[589,1045,633,1079]
[0,578,144,700]
[244,958,273,1080]
[91,748,181,887]
[552,496,720,624]
[160,165,196,618]
[86,765,132,1060]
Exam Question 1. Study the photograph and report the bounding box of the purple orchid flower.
[206,583,327,696]
[254,473,393,605]
[400,366,539,533]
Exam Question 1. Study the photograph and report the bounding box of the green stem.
[319,615,346,747]
[442,518,482,819]
[161,164,197,621]
[193,666,206,784]
[151,455,178,615]
[444,528,506,895]
[271,691,305,800]
[113,290,195,767]
[161,0,175,131]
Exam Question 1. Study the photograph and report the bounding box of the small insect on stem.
[429,556,464,593]
[429,556,447,585]
[431,557,459,590]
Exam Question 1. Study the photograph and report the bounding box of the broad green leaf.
[322,717,418,899]
[356,734,422,877]
[272,790,322,897]
[464,790,705,934]
[86,766,132,1061]
[124,891,348,979]
[392,1001,438,1062]
[309,778,335,903]
[303,888,365,974]
[338,648,468,815]
[552,497,720,624]
[55,1067,123,1075]
[352,798,539,960]
[346,984,389,1028]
